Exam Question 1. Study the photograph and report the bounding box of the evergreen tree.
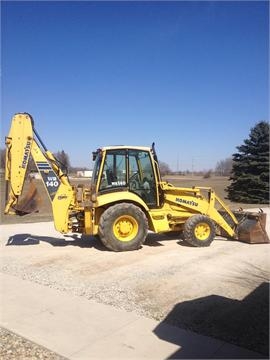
[226,121,269,203]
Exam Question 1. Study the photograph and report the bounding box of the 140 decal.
[45,176,59,187]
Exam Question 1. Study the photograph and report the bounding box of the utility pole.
[177,154,179,174]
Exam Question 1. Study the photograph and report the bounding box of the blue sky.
[1,1,269,171]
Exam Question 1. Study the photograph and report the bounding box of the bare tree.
[0,148,5,169]
[215,157,233,176]
[203,170,212,178]
[159,161,171,176]
[54,150,71,171]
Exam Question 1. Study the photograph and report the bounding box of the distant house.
[76,170,93,178]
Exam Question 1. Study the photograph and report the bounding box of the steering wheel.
[129,172,140,190]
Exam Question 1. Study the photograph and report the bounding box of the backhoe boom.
[5,113,75,233]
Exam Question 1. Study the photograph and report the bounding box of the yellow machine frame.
[4,113,268,251]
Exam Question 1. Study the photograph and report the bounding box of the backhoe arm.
[5,113,75,233]
[5,113,34,214]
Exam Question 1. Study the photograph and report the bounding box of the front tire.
[99,203,148,251]
[184,214,215,247]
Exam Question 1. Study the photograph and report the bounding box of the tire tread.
[99,203,148,251]
[184,214,215,247]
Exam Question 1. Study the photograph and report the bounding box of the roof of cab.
[100,145,152,152]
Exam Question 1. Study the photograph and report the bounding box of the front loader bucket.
[14,179,41,216]
[235,210,269,244]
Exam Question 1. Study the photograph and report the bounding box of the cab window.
[128,150,157,207]
[99,150,126,190]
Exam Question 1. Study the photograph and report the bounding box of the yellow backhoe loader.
[4,113,269,251]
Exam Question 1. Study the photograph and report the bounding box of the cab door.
[99,150,127,191]
[128,149,158,208]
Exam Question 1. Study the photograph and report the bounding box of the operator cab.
[92,146,159,208]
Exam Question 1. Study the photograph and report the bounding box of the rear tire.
[99,203,148,251]
[184,214,215,247]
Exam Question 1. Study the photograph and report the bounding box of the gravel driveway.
[1,208,269,357]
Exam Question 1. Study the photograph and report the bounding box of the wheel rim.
[194,222,211,241]
[113,215,139,242]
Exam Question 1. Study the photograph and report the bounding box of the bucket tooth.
[235,211,269,244]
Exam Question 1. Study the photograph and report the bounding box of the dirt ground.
[1,212,269,356]
[1,175,269,356]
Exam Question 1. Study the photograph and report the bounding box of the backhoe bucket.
[14,179,41,216]
[235,210,269,244]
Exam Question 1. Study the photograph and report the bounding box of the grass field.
[0,174,262,225]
